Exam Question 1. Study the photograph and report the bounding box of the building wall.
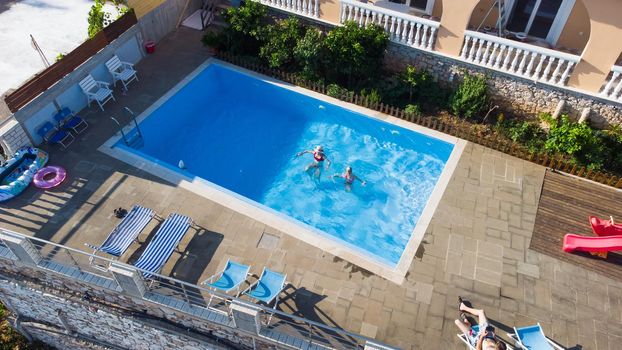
[468,0,499,31]
[128,0,167,18]
[556,0,590,53]
[385,42,622,128]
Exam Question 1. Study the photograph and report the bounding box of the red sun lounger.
[563,234,622,259]
[589,216,622,237]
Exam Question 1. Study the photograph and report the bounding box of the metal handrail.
[0,228,395,349]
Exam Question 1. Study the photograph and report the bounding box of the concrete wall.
[385,42,622,128]
[137,0,203,44]
[13,28,144,145]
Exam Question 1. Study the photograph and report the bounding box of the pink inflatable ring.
[33,166,66,189]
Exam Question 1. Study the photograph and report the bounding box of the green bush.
[404,104,422,117]
[544,115,606,170]
[87,0,106,38]
[221,1,268,55]
[322,21,388,89]
[326,83,353,100]
[360,88,382,105]
[260,17,305,69]
[498,120,546,153]
[201,31,227,51]
[450,73,488,119]
[401,65,450,112]
[293,28,325,81]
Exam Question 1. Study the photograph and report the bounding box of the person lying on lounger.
[455,297,506,350]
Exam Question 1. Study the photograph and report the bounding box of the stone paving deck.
[1,27,622,349]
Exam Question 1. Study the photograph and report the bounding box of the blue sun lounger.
[243,268,286,308]
[508,323,564,350]
[133,213,192,279]
[458,325,515,350]
[202,259,250,294]
[53,107,88,135]
[37,121,74,149]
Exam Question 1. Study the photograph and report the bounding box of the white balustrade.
[600,65,622,102]
[257,0,319,18]
[460,30,580,86]
[340,0,440,51]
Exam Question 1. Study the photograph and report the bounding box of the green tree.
[260,17,305,69]
[87,0,106,38]
[293,28,325,81]
[322,21,388,89]
[222,1,268,55]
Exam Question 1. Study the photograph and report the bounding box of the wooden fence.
[5,11,138,113]
[215,51,622,190]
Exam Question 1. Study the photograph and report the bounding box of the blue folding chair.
[509,323,564,350]
[53,107,88,135]
[243,267,286,319]
[37,121,74,149]
[133,213,192,279]
[202,259,250,307]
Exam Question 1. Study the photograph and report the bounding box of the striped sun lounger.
[133,213,192,279]
[86,205,155,257]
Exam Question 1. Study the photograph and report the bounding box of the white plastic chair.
[79,74,115,111]
[105,55,138,91]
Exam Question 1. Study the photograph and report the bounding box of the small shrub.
[545,115,597,155]
[360,88,382,105]
[326,84,353,100]
[260,17,305,69]
[499,120,546,153]
[450,73,488,119]
[201,31,227,51]
[55,53,66,62]
[404,104,422,117]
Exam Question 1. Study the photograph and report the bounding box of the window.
[506,0,574,44]
[388,0,435,14]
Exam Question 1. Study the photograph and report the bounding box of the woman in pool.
[333,166,366,192]
[296,146,331,178]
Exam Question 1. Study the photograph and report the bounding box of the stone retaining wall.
[0,256,275,350]
[385,43,622,128]
[0,118,32,157]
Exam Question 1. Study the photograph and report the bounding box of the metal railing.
[0,228,395,349]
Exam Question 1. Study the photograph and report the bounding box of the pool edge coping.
[99,58,467,285]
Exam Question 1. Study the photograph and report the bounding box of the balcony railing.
[256,0,320,18]
[461,30,580,87]
[340,0,440,51]
[601,65,622,102]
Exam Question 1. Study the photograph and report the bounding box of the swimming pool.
[103,60,464,281]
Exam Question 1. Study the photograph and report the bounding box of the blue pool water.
[116,63,454,266]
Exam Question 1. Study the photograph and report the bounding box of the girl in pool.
[296,145,331,178]
[333,166,366,192]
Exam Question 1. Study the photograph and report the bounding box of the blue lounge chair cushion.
[515,324,552,350]
[207,260,249,292]
[49,130,71,143]
[134,213,191,278]
[53,107,73,122]
[246,269,286,304]
[99,205,154,256]
[36,121,56,140]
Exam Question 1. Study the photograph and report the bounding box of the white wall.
[16,31,144,145]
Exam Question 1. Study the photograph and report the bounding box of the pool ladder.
[111,107,144,148]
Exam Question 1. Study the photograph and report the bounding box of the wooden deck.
[531,169,622,282]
